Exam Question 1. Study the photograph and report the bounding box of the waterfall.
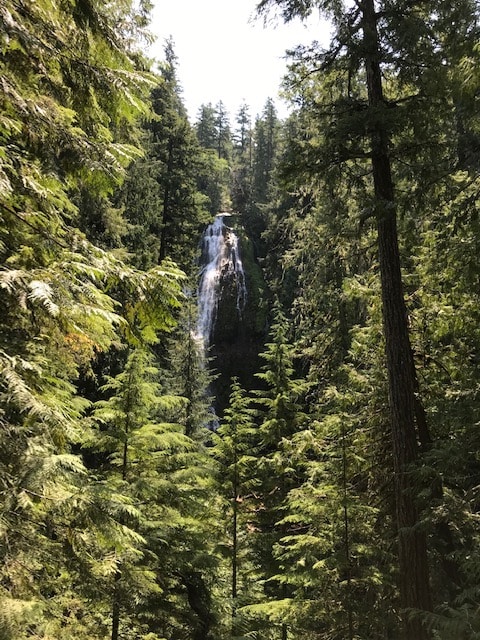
[195,213,247,348]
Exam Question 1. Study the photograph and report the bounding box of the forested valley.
[2,0,480,639]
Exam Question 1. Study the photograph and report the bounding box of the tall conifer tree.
[256,0,480,636]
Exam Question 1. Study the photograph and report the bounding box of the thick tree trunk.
[361,0,432,637]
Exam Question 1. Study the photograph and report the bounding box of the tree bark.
[232,429,238,634]
[341,420,354,640]
[111,571,121,640]
[160,136,174,261]
[361,0,432,637]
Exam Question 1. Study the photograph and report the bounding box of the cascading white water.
[195,213,247,348]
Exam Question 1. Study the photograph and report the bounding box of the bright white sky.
[148,0,330,122]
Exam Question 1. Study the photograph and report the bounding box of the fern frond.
[28,279,59,315]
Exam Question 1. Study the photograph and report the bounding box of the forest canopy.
[1,0,480,639]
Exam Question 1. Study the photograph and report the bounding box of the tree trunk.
[160,137,174,261]
[341,420,354,640]
[111,571,121,640]
[232,434,238,634]
[361,0,432,637]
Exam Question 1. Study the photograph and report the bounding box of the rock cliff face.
[197,214,267,415]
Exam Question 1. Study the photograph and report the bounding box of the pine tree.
[215,101,233,162]
[254,1,480,635]
[246,306,309,639]
[212,378,258,635]
[247,98,282,257]
[166,297,215,437]
[88,348,160,639]
[0,4,194,632]
[86,344,223,640]
[145,39,210,270]
[196,103,219,150]
[231,103,253,217]
[195,104,233,213]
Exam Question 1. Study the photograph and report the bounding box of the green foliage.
[243,98,282,259]
[211,379,264,637]
[84,346,224,639]
[164,297,216,437]
[0,0,154,253]
[3,0,480,637]
[231,103,253,218]
[0,1,193,637]
[237,308,311,636]
[143,48,211,270]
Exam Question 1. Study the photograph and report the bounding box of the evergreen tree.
[144,39,210,270]
[252,99,280,206]
[248,98,282,257]
[166,297,215,437]
[246,307,309,639]
[196,103,218,150]
[231,103,253,217]
[255,1,480,635]
[215,100,233,162]
[0,3,190,635]
[113,141,163,269]
[212,378,258,635]
[195,103,233,213]
[87,345,221,640]
[89,348,164,639]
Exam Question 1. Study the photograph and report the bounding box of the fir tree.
[212,378,258,635]
[247,306,309,639]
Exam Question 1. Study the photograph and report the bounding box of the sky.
[148,0,330,122]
